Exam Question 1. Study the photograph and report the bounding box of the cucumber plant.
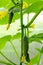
[0,0,43,65]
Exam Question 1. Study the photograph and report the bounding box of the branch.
[20,0,23,65]
[25,7,43,28]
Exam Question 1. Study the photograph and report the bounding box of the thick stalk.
[0,51,16,65]
[20,0,24,65]
[25,7,43,28]
[10,40,20,60]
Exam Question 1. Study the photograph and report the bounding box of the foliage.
[0,35,11,50]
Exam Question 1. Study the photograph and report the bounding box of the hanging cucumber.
[23,36,28,56]
[21,27,30,63]
[6,0,28,30]
[6,11,14,30]
[23,36,30,62]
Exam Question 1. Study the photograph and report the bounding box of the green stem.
[0,51,16,65]
[0,60,11,65]
[9,40,20,60]
[20,0,23,65]
[25,7,43,28]
[37,53,42,65]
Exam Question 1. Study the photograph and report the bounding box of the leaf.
[29,33,43,43]
[0,0,41,7]
[30,53,40,64]
[40,47,43,53]
[35,47,43,54]
[26,1,43,13]
[0,32,21,51]
[36,33,43,38]
[12,32,21,40]
[0,35,11,50]
[35,48,41,52]
[0,0,14,8]
[0,0,41,8]
[24,0,41,5]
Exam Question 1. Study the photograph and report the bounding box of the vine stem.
[0,60,11,65]
[0,51,16,65]
[9,40,20,60]
[20,0,24,64]
[25,7,43,28]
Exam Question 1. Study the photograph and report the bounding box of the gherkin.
[23,36,29,56]
[22,36,30,62]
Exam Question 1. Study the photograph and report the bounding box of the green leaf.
[24,0,42,5]
[30,53,40,64]
[41,47,43,53]
[35,47,43,54]
[26,1,43,13]
[29,33,43,43]
[0,0,14,8]
[35,48,41,52]
[0,0,41,8]
[0,35,11,50]
[12,32,21,40]
[36,33,43,38]
[0,15,8,25]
